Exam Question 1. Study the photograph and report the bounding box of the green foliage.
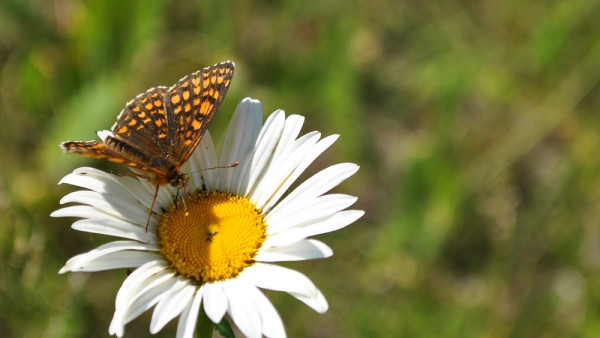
[215,318,235,338]
[1,0,600,337]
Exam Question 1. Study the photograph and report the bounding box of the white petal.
[52,205,119,221]
[271,114,305,161]
[245,286,287,338]
[52,205,159,229]
[289,286,328,314]
[255,239,332,262]
[250,132,321,210]
[114,173,175,217]
[59,167,160,212]
[301,210,365,237]
[150,281,196,333]
[59,241,158,273]
[241,110,286,196]
[219,98,263,193]
[61,250,156,273]
[267,163,359,223]
[114,261,171,312]
[60,190,149,226]
[224,279,262,338]
[176,289,203,338]
[110,276,176,336]
[241,263,328,313]
[261,134,339,213]
[110,262,173,334]
[246,115,312,207]
[96,130,113,140]
[187,130,216,191]
[58,167,124,193]
[114,175,163,211]
[202,281,228,323]
[70,218,154,243]
[262,227,308,248]
[121,277,182,327]
[265,194,357,234]
[113,274,177,334]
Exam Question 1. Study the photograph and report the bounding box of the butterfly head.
[169,172,188,189]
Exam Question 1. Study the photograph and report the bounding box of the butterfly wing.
[109,86,171,160]
[60,61,234,185]
[164,61,235,166]
[60,139,170,183]
[61,86,177,184]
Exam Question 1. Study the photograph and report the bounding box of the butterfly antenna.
[219,161,240,169]
[189,161,239,175]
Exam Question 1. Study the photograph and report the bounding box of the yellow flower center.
[157,191,266,284]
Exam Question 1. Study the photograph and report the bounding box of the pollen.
[157,191,266,284]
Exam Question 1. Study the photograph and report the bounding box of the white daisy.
[52,97,363,338]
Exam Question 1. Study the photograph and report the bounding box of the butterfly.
[61,61,235,229]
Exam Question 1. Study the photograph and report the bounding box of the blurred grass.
[1,0,600,337]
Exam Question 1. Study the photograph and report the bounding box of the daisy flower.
[52,97,363,338]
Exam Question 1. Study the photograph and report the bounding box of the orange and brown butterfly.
[60,61,235,229]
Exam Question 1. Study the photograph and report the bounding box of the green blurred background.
[2,0,600,337]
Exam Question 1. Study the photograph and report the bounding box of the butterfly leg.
[146,185,160,232]
[176,185,190,217]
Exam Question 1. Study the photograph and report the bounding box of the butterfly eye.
[170,177,182,187]
[170,174,189,188]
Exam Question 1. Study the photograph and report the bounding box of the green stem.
[196,309,215,338]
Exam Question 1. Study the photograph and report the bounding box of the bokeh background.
[2,0,600,337]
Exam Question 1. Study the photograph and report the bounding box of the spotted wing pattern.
[110,86,170,161]
[60,61,235,187]
[60,139,164,174]
[165,62,234,165]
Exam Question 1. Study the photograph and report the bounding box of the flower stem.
[196,309,215,338]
